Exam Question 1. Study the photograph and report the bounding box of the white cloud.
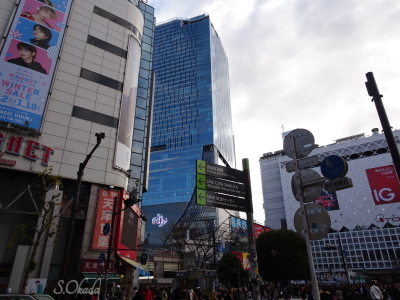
[149,0,400,224]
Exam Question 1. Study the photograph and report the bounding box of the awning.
[118,255,150,276]
[81,273,120,283]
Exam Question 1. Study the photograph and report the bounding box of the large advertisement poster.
[317,271,348,284]
[0,0,72,130]
[114,35,141,170]
[366,164,400,205]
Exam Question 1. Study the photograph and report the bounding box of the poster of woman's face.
[20,0,65,32]
[36,0,69,13]
[13,18,60,49]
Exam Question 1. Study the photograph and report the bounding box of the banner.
[366,164,400,205]
[0,0,72,130]
[317,271,348,284]
[114,35,141,170]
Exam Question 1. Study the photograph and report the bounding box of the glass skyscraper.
[142,14,235,245]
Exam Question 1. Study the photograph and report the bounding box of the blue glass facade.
[142,15,235,244]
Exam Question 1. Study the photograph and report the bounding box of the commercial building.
[141,13,235,261]
[0,0,154,294]
[260,129,400,282]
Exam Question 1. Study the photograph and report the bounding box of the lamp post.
[59,132,105,293]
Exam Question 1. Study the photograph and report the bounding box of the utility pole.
[365,72,400,181]
[59,132,105,292]
[243,158,260,300]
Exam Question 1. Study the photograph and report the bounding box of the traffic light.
[124,187,138,207]
[363,268,367,274]
[328,268,332,274]
[141,252,148,265]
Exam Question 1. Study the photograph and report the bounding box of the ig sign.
[366,165,400,205]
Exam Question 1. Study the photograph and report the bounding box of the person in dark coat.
[7,42,47,74]
[30,24,52,49]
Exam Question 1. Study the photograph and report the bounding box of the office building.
[0,0,154,293]
[260,129,400,281]
[142,14,235,248]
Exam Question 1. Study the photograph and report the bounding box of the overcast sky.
[148,0,400,224]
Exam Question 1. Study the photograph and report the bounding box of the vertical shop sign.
[91,189,119,250]
[0,0,72,130]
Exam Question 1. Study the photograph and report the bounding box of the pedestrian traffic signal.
[363,268,367,274]
[141,253,148,265]
[328,268,332,274]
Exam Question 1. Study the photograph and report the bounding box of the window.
[93,6,141,40]
[72,106,118,128]
[87,35,127,58]
[80,69,123,91]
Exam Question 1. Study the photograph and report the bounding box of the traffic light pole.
[336,235,348,280]
[290,135,321,300]
[243,159,260,300]
[365,72,400,182]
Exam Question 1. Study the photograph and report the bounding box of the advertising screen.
[141,202,189,245]
[0,0,72,130]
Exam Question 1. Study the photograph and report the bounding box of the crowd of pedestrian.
[255,280,400,300]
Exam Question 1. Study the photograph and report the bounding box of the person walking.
[370,281,383,300]
[185,287,198,300]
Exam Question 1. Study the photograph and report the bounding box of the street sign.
[196,189,250,212]
[99,253,105,264]
[250,251,257,259]
[286,155,320,172]
[323,177,353,192]
[103,223,110,235]
[217,245,223,252]
[97,265,103,275]
[283,129,315,159]
[294,203,331,240]
[204,270,216,277]
[196,174,246,197]
[321,155,348,179]
[291,169,323,203]
[196,160,245,183]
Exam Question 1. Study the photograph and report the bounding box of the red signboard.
[254,224,271,238]
[91,189,119,250]
[81,258,114,273]
[114,189,141,260]
[366,164,400,205]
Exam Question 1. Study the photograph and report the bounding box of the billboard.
[314,190,340,211]
[114,35,141,170]
[317,271,348,284]
[0,0,72,130]
[366,164,400,205]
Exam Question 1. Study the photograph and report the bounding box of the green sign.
[196,160,245,183]
[196,189,251,212]
[196,174,246,197]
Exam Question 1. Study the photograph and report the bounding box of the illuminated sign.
[152,213,168,227]
[376,214,400,222]
[0,0,73,130]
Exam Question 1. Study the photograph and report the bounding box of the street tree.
[256,229,310,281]
[217,252,249,287]
[7,167,63,293]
